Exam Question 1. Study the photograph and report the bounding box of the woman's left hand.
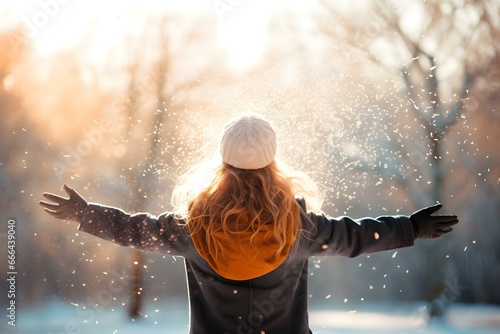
[39,184,88,221]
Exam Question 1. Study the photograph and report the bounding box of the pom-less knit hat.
[220,114,276,170]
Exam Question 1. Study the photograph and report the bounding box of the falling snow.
[1,1,498,333]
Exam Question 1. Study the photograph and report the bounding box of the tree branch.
[400,66,433,135]
[438,71,475,134]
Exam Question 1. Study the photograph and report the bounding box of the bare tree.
[317,0,500,316]
[109,15,219,319]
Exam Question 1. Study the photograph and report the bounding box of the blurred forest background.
[0,0,499,325]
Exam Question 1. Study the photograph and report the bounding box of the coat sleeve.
[299,210,415,258]
[77,203,191,256]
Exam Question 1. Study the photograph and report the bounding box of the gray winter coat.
[77,199,414,333]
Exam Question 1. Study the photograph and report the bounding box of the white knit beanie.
[220,114,276,170]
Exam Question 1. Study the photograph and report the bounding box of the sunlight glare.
[217,0,276,70]
[1,0,275,70]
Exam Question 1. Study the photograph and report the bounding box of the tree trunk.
[129,249,144,319]
[427,136,447,317]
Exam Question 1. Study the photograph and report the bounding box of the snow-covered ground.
[309,302,500,334]
[4,299,500,333]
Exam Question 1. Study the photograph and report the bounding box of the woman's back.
[40,114,457,333]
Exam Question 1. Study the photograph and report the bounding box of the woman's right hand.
[410,204,459,239]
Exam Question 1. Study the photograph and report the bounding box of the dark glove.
[410,204,459,239]
[39,184,88,222]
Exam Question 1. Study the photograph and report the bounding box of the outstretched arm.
[301,203,458,258]
[39,185,191,255]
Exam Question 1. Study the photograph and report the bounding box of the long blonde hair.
[171,157,323,258]
[189,162,299,258]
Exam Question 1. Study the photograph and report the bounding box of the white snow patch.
[11,300,500,334]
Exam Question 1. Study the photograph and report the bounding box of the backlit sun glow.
[1,0,274,71]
